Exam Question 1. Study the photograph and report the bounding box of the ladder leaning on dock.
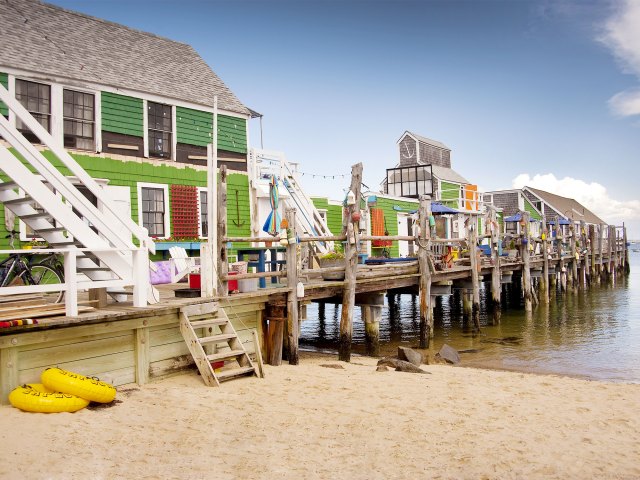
[179,302,262,386]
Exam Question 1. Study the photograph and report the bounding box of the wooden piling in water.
[522,211,533,312]
[217,165,228,297]
[623,223,630,275]
[418,195,433,348]
[468,216,481,331]
[285,208,299,365]
[608,225,615,284]
[541,215,549,305]
[579,220,587,289]
[589,224,596,285]
[489,207,501,323]
[570,220,578,290]
[598,223,605,282]
[339,162,363,362]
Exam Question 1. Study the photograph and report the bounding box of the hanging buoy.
[279,229,288,246]
[296,282,305,298]
[346,190,356,205]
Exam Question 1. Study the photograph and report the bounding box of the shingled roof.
[0,0,250,116]
[525,187,606,225]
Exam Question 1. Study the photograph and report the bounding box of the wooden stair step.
[199,333,237,344]
[3,196,35,206]
[0,181,18,190]
[35,226,66,234]
[206,349,246,362]
[216,366,255,381]
[20,212,52,221]
[190,318,228,328]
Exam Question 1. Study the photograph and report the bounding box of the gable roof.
[0,0,250,116]
[397,131,450,151]
[431,165,469,184]
[525,186,606,225]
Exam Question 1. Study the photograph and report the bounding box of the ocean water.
[300,249,640,383]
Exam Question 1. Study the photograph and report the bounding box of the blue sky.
[50,0,640,237]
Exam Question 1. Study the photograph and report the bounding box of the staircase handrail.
[0,84,155,254]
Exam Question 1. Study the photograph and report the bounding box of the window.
[140,186,167,237]
[148,101,172,158]
[385,165,433,199]
[63,89,95,150]
[199,189,208,238]
[15,79,51,142]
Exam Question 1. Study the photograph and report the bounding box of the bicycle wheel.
[28,264,64,303]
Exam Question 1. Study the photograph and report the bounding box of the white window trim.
[145,100,175,161]
[197,186,208,239]
[137,182,170,239]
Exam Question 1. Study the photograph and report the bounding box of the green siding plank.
[176,106,213,147]
[217,115,247,153]
[524,198,541,221]
[101,92,143,137]
[0,72,8,117]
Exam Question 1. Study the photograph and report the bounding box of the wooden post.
[522,212,532,312]
[285,208,299,365]
[608,225,615,283]
[579,221,587,288]
[589,224,596,283]
[623,223,630,275]
[598,223,605,282]
[201,103,218,298]
[570,219,578,289]
[418,195,433,348]
[541,215,549,305]
[362,304,381,356]
[614,227,620,273]
[217,165,228,297]
[468,216,481,331]
[489,207,501,323]
[339,162,363,362]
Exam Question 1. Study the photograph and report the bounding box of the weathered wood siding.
[398,135,418,166]
[418,141,451,168]
[491,192,520,217]
[0,299,264,403]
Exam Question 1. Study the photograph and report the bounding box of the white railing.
[0,247,148,317]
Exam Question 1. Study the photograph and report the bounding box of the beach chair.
[169,246,199,283]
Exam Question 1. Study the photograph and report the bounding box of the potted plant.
[318,250,346,281]
[506,239,518,259]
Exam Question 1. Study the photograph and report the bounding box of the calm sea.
[300,249,640,383]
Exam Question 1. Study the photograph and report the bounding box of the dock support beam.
[489,206,501,323]
[522,212,532,312]
[623,223,630,275]
[361,294,384,357]
[217,165,228,297]
[285,209,299,365]
[541,215,549,305]
[468,217,481,331]
[570,220,578,290]
[339,163,363,362]
[598,223,605,282]
[418,195,433,348]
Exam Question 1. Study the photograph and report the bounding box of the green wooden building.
[0,0,254,253]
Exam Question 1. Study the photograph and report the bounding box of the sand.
[1,353,639,480]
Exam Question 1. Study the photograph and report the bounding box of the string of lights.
[299,172,348,179]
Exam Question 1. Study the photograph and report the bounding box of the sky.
[49,0,640,238]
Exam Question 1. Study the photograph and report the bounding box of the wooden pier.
[0,163,631,402]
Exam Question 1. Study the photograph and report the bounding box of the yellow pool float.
[41,367,116,404]
[9,384,89,413]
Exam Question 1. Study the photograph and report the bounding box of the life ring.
[41,367,116,404]
[9,384,89,413]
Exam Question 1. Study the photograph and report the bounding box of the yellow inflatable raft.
[41,367,116,403]
[9,384,89,413]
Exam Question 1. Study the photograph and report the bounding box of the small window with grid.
[148,101,172,158]
[15,79,51,142]
[63,89,95,150]
[141,187,166,237]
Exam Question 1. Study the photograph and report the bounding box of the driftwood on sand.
[377,357,431,374]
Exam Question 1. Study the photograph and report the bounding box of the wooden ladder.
[179,302,262,386]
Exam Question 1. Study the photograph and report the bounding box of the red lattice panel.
[170,184,199,239]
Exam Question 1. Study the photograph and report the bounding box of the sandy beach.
[1,352,638,480]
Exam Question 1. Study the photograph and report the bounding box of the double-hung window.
[140,185,168,237]
[15,79,51,142]
[63,89,95,150]
[148,101,172,158]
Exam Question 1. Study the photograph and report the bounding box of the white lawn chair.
[169,246,200,283]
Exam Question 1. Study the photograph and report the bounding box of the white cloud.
[512,173,640,222]
[600,0,640,116]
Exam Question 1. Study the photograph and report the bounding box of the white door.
[101,185,132,244]
[397,214,410,257]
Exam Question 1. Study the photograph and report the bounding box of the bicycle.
[0,230,65,303]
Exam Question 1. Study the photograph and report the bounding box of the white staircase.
[248,148,334,255]
[0,83,157,307]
